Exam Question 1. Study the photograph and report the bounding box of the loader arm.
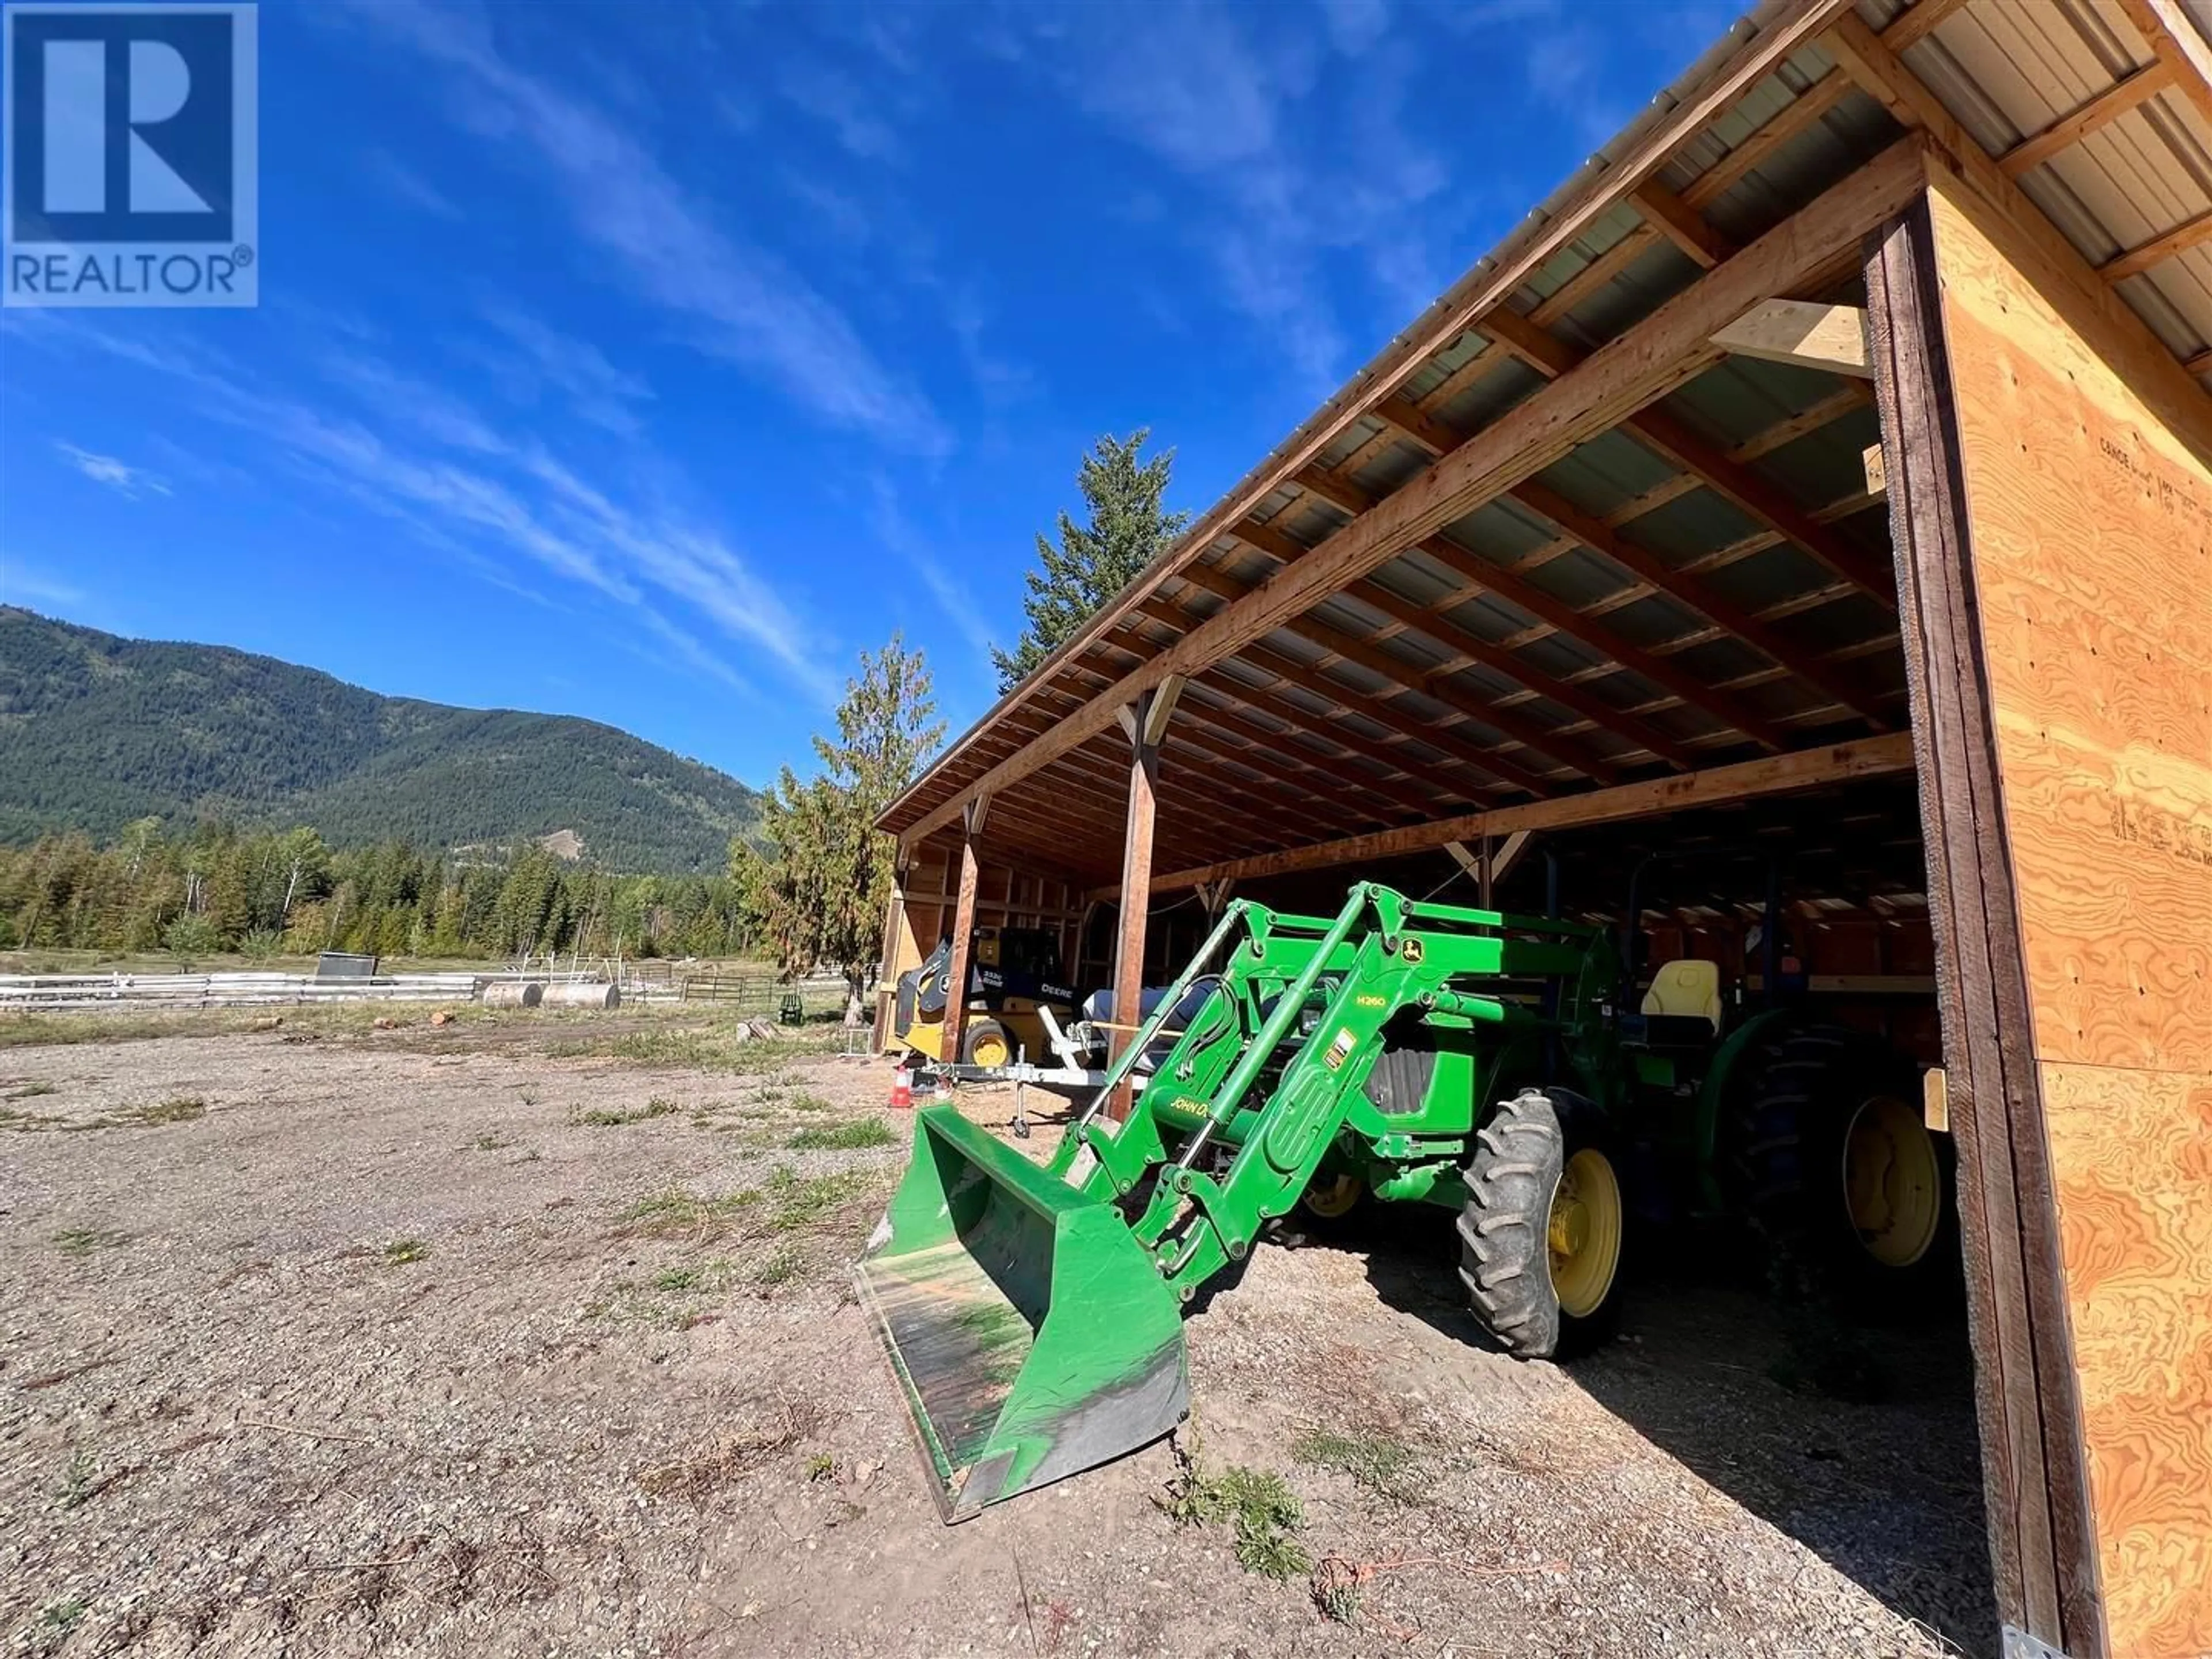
[858,881,1611,1519]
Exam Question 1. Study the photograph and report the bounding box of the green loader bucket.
[857,1104,1188,1521]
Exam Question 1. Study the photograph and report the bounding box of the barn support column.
[873,850,910,1053]
[940,797,989,1067]
[1108,677,1183,1119]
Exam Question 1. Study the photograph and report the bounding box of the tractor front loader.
[857,883,1625,1519]
[860,878,1951,1519]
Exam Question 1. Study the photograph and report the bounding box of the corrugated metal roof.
[882,0,2212,887]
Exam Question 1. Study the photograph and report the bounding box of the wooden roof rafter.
[878,0,1873,842]
[1131,595,1556,800]
[1110,622,1509,813]
[1040,665,1420,838]
[892,139,1926,849]
[1235,492,1790,756]
[1163,569,1610,786]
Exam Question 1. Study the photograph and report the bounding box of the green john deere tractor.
[857,881,1946,1520]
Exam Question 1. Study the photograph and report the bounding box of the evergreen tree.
[744,635,944,1018]
[991,430,1188,691]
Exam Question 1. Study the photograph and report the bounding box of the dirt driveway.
[1,1008,1990,1657]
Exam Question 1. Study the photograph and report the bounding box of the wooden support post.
[1108,680,1180,1119]
[1865,197,2099,1658]
[940,798,988,1067]
[873,853,910,1054]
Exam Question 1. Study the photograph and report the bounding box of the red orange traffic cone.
[887,1068,913,1111]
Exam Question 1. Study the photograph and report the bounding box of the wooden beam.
[1878,0,1972,53]
[1109,733,1916,897]
[1109,684,1168,1119]
[1680,69,1857,213]
[876,0,1861,843]
[1827,6,2212,410]
[1627,406,1900,605]
[1487,296,1897,608]
[1531,225,1660,327]
[1863,195,2100,1658]
[1310,429,1843,744]
[2097,207,2212,281]
[1166,571,1592,789]
[940,809,986,1062]
[1996,61,2173,178]
[1634,180,1736,269]
[2112,0,2212,135]
[901,141,1925,847]
[1711,298,1873,377]
[1503,479,1889,728]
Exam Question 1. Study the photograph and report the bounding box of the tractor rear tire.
[1458,1088,1626,1359]
[1732,1025,1956,1302]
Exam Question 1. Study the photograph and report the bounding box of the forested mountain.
[0,608,760,872]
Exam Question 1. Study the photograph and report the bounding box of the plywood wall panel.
[1926,168,2212,1659]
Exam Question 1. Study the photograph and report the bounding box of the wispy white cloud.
[17,314,840,704]
[453,304,657,437]
[869,475,998,664]
[328,0,951,459]
[777,58,903,162]
[1027,2,1449,389]
[360,147,463,219]
[55,442,172,500]
[0,556,87,609]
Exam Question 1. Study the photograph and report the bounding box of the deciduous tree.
[743,635,944,1019]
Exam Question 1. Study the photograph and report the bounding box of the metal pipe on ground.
[480,981,545,1009]
[540,982,620,1010]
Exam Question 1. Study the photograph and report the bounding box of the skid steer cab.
[890,927,1081,1069]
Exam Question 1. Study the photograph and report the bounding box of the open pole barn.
[876,2,2211,1653]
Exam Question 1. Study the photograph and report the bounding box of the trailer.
[873,5,2211,1654]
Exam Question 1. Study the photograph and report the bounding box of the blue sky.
[1,0,1734,787]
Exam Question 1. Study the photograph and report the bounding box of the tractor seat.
[1624,959,1722,1047]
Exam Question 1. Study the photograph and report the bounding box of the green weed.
[5,1081,58,1100]
[753,1245,804,1286]
[382,1238,431,1266]
[133,1096,206,1124]
[787,1090,832,1113]
[764,1164,873,1231]
[621,1186,763,1240]
[51,1449,96,1511]
[1291,1426,1427,1503]
[786,1117,893,1151]
[39,1597,86,1633]
[805,1453,835,1482]
[54,1227,129,1257]
[575,1097,680,1128]
[1161,1440,1310,1581]
[469,1131,516,1152]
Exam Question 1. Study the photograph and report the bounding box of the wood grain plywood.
[2037,1062,2212,1657]
[1927,172,2212,1659]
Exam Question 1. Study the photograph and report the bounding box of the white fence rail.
[0,967,839,1013]
[0,971,604,1013]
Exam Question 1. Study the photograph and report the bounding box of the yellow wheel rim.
[1843,1093,1942,1267]
[969,1031,1010,1069]
[1547,1148,1623,1319]
[1302,1173,1362,1219]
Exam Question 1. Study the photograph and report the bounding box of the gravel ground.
[1,1008,1992,1657]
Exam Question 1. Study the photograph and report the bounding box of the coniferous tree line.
[0,819,754,963]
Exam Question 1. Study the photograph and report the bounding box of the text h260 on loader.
[857,881,1946,1520]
